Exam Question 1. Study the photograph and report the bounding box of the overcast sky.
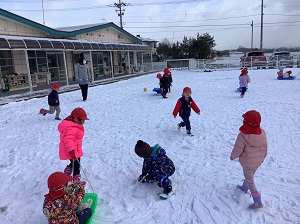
[1,0,300,50]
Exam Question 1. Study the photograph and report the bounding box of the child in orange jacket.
[173,87,200,135]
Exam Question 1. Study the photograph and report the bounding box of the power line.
[4,5,108,11]
[0,0,206,3]
[121,20,300,29]
[123,14,262,23]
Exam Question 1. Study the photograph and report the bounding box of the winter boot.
[39,108,45,115]
[177,123,181,131]
[163,186,173,194]
[43,110,47,116]
[186,129,192,135]
[240,93,244,98]
[73,174,81,183]
[159,185,174,199]
[249,192,263,209]
[55,117,61,120]
[236,181,248,193]
[64,166,72,177]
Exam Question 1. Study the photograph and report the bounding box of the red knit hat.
[240,68,248,76]
[164,68,170,75]
[183,87,192,93]
[44,172,72,200]
[239,110,262,134]
[156,73,162,79]
[65,107,89,121]
[52,83,60,89]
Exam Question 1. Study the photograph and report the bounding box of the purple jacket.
[239,75,249,87]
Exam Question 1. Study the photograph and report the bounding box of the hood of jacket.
[58,120,84,133]
[241,131,267,148]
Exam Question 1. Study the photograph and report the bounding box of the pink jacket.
[231,130,267,169]
[58,120,85,160]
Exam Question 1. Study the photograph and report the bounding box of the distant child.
[58,108,89,183]
[277,67,284,78]
[163,68,173,93]
[41,83,61,120]
[135,140,175,198]
[239,68,250,98]
[43,171,92,224]
[160,69,171,99]
[230,110,268,209]
[156,73,162,80]
[156,73,162,85]
[173,87,200,135]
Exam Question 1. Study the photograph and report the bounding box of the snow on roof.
[136,36,158,42]
[55,23,110,32]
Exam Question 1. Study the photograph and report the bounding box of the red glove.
[69,151,77,160]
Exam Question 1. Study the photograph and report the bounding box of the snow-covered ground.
[0,68,299,224]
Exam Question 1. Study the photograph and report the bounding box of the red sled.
[39,108,45,114]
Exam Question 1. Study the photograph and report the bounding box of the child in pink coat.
[230,110,267,209]
[239,68,250,98]
[58,108,89,182]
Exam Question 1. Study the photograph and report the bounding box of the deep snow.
[0,68,299,224]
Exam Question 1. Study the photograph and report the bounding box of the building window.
[47,52,65,81]
[0,50,14,78]
[28,50,48,74]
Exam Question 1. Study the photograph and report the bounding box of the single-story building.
[0,8,154,93]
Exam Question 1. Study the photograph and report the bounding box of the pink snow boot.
[249,192,263,209]
[73,174,81,183]
[64,166,72,177]
[236,181,248,193]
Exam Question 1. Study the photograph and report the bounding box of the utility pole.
[260,0,264,50]
[42,0,45,25]
[251,20,253,49]
[108,0,130,29]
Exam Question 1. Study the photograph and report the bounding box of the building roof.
[0,8,142,43]
[0,35,152,51]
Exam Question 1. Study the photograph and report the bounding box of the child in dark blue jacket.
[41,83,61,120]
[135,140,175,198]
[173,87,200,135]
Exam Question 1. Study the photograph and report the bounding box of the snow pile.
[0,68,299,223]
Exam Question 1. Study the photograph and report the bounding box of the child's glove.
[138,174,146,183]
[69,151,77,160]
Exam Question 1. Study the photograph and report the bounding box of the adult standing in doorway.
[75,57,92,101]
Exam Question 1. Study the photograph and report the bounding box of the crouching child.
[43,171,92,224]
[135,140,175,199]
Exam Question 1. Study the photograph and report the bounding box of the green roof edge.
[0,8,142,43]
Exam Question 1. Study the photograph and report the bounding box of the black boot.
[163,186,172,194]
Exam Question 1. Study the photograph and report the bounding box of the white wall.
[75,27,135,44]
[0,17,48,37]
